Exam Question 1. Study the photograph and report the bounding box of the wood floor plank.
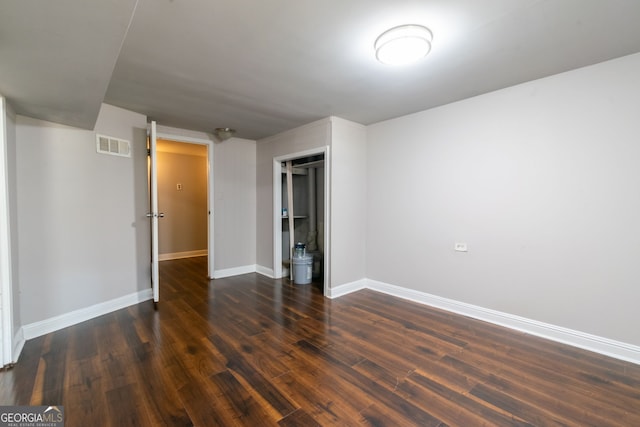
[0,336,45,405]
[451,341,639,421]
[39,328,70,406]
[210,369,278,425]
[438,355,617,426]
[352,357,415,393]
[177,378,232,427]
[207,333,298,417]
[215,323,293,381]
[270,365,376,424]
[2,256,640,426]
[105,383,153,427]
[63,356,108,427]
[278,408,322,427]
[295,339,446,426]
[353,361,475,426]
[349,300,469,348]
[401,370,534,426]
[128,346,193,426]
[299,307,431,379]
[358,289,640,423]
[469,382,594,427]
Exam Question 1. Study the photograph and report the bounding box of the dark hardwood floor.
[1,256,640,426]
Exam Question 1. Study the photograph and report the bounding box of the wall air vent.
[96,134,131,157]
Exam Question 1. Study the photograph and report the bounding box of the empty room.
[1,1,640,426]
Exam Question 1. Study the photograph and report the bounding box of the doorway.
[155,132,215,279]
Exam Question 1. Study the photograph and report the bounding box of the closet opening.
[273,148,330,295]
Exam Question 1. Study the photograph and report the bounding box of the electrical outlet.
[454,242,468,252]
[177,183,183,191]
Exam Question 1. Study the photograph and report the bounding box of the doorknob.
[159,213,165,218]
[146,213,153,218]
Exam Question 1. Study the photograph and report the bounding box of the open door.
[147,121,162,303]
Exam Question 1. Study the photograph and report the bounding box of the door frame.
[0,95,14,365]
[273,146,331,296]
[156,131,215,278]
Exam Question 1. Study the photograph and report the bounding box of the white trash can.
[292,255,313,285]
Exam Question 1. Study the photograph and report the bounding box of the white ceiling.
[2,0,640,140]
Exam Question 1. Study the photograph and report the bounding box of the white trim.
[12,327,24,363]
[159,250,207,261]
[206,137,215,279]
[273,158,283,278]
[322,146,331,296]
[256,265,275,278]
[213,264,257,279]
[22,289,153,340]
[0,95,14,366]
[327,279,367,299]
[329,278,640,365]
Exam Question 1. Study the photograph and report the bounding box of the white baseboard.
[327,279,368,299]
[256,265,275,279]
[332,278,640,366]
[12,328,25,364]
[22,288,153,340]
[159,250,207,261]
[213,264,256,279]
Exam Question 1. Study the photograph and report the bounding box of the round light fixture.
[213,127,236,141]
[374,24,433,66]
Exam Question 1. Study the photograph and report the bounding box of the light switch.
[177,183,183,191]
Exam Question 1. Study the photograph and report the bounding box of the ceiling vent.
[96,134,131,157]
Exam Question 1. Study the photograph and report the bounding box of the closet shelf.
[282,215,307,219]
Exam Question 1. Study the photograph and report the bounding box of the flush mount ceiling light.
[213,127,236,141]
[374,24,433,66]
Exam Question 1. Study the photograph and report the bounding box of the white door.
[147,121,161,303]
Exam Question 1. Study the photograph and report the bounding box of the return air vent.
[96,134,130,157]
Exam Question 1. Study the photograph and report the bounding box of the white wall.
[213,137,257,271]
[16,104,148,325]
[329,117,367,287]
[366,53,640,346]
